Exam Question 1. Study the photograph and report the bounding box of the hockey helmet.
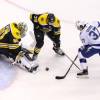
[76,20,86,31]
[18,22,28,37]
[47,13,55,24]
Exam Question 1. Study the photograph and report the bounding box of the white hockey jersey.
[80,21,100,49]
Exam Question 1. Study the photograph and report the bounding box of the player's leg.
[0,48,9,58]
[77,47,100,76]
[47,32,65,56]
[31,30,45,60]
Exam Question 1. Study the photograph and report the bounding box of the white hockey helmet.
[75,20,86,31]
[18,22,28,38]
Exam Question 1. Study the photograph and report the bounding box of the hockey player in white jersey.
[76,21,100,76]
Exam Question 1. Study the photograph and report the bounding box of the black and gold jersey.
[30,13,60,33]
[0,23,21,49]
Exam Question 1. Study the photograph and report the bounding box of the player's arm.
[53,24,61,35]
[7,23,21,49]
[53,27,61,35]
[90,21,100,28]
[0,27,5,35]
[53,18,61,35]
[30,13,39,23]
[10,23,21,41]
[30,13,41,30]
[0,24,10,40]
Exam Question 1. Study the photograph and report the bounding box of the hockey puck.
[45,67,49,71]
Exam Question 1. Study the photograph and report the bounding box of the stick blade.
[55,76,65,80]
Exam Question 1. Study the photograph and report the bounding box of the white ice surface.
[0,0,100,100]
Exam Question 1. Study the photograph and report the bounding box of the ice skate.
[53,47,65,56]
[77,69,89,78]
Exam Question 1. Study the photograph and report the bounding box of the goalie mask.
[18,22,28,38]
[76,21,86,31]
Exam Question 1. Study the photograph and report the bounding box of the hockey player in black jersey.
[28,12,65,62]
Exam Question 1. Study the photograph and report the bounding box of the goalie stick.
[55,55,78,80]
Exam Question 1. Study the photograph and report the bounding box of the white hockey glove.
[79,45,92,52]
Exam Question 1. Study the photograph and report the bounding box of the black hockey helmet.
[47,13,55,24]
[76,21,86,31]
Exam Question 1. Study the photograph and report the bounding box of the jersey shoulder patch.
[38,13,48,25]
[53,17,60,28]
[10,23,21,39]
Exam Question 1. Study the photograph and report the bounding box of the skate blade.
[77,75,89,79]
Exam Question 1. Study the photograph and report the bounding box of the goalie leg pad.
[16,55,39,73]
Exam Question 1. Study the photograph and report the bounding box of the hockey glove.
[79,45,91,51]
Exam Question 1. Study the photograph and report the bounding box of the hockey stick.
[55,55,78,80]
[29,31,81,71]
[62,50,80,70]
[64,53,80,70]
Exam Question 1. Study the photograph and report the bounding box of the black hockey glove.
[79,45,91,52]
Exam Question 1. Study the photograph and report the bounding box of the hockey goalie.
[0,22,38,73]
